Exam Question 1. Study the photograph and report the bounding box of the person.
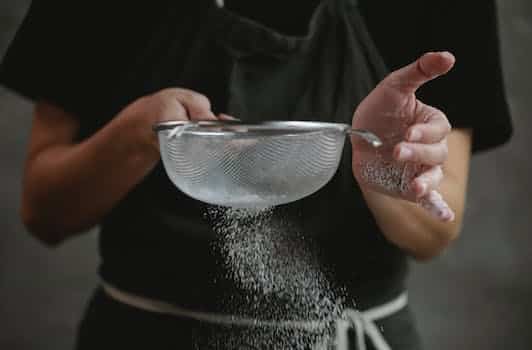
[0,0,512,349]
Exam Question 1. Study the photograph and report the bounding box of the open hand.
[352,52,456,222]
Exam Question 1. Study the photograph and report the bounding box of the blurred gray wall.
[0,1,531,349]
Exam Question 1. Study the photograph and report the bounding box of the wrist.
[115,107,160,166]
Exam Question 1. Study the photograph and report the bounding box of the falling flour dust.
[206,206,344,350]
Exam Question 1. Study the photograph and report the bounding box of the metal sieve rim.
[153,120,350,137]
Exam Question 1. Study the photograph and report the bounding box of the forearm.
[361,173,465,260]
[21,89,218,245]
[22,112,159,244]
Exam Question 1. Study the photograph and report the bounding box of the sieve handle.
[346,129,383,148]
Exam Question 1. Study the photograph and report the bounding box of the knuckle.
[436,165,444,176]
[187,91,211,108]
[177,89,194,101]
[440,142,449,160]
[160,88,211,109]
[427,109,442,122]
[432,109,451,132]
[432,106,444,116]
[173,102,187,115]
[434,166,444,182]
[410,145,422,162]
[422,106,442,123]
[439,118,452,134]
[158,87,180,97]
[443,118,452,133]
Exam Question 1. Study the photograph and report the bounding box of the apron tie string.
[102,281,406,349]
[335,293,408,350]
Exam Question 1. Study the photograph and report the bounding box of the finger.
[411,166,444,198]
[173,89,217,120]
[384,52,456,94]
[394,140,448,166]
[162,98,188,121]
[218,113,240,121]
[419,190,455,222]
[406,108,452,143]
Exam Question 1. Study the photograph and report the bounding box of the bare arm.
[352,52,472,260]
[21,89,217,245]
[360,129,472,260]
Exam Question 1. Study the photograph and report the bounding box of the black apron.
[79,0,422,349]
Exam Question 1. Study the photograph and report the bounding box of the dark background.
[1,1,531,349]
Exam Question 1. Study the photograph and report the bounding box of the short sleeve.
[359,0,513,153]
[0,1,178,118]
[2,1,96,115]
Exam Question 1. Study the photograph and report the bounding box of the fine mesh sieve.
[153,121,381,208]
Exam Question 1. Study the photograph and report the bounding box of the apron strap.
[102,280,407,349]
[102,281,328,331]
[336,293,408,350]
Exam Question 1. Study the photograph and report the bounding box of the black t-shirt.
[0,0,512,312]
[1,0,512,150]
[226,0,513,152]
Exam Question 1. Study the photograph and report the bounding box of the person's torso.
[81,0,407,316]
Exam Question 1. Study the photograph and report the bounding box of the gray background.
[1,1,531,349]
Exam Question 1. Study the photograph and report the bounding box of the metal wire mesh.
[157,122,348,208]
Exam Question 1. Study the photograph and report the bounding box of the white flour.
[360,157,454,221]
[419,189,455,222]
[207,206,343,349]
[359,156,413,195]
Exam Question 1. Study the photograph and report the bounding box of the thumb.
[385,51,456,94]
